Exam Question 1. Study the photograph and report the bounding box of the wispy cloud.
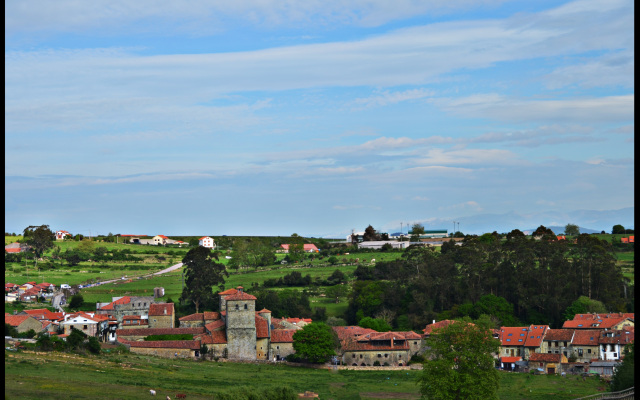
[351,88,434,109]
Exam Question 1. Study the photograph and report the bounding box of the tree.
[409,223,426,241]
[292,322,340,363]
[87,336,101,354]
[5,323,18,337]
[67,327,87,350]
[612,224,626,235]
[610,343,634,391]
[532,225,555,240]
[363,225,380,241]
[181,246,229,313]
[564,223,580,236]
[358,316,391,332]
[562,296,607,321]
[68,293,84,309]
[22,225,55,268]
[419,321,499,400]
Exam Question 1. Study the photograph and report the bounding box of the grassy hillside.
[5,350,608,400]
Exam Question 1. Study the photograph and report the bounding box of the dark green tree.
[68,294,84,309]
[610,342,634,391]
[87,336,101,354]
[22,225,55,268]
[564,223,580,236]
[292,322,340,363]
[363,225,380,241]
[612,224,626,234]
[358,316,391,332]
[419,321,500,400]
[562,296,607,321]
[5,323,19,337]
[181,246,228,313]
[67,327,87,350]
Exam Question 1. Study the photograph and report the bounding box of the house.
[599,328,634,361]
[5,242,31,253]
[357,241,412,250]
[571,330,601,362]
[148,303,175,329]
[540,329,575,359]
[120,338,202,358]
[116,327,205,342]
[563,313,634,331]
[55,230,71,240]
[280,244,319,253]
[61,312,109,337]
[500,356,522,371]
[422,320,456,338]
[198,236,216,249]
[153,235,169,245]
[522,325,549,359]
[529,353,568,374]
[5,283,18,293]
[270,329,297,361]
[5,314,44,334]
[178,311,220,328]
[334,328,422,366]
[96,296,156,323]
[499,327,529,358]
[120,315,149,329]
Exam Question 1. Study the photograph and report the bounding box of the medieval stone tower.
[224,286,257,360]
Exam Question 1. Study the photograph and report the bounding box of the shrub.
[373,360,381,366]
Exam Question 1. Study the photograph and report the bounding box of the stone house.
[499,326,528,358]
[334,326,421,366]
[522,325,549,359]
[529,352,568,374]
[61,312,109,337]
[270,329,297,361]
[122,339,202,358]
[571,330,601,362]
[178,311,220,328]
[5,314,43,334]
[120,315,149,329]
[599,328,634,361]
[96,296,156,323]
[148,303,174,329]
[540,329,575,359]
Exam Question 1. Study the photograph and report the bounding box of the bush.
[87,337,101,354]
[373,360,381,366]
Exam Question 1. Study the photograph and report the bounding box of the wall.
[129,347,195,359]
[16,317,44,334]
[271,342,295,361]
[149,314,174,329]
[226,299,257,360]
[343,350,410,366]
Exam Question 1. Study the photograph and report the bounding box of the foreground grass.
[5,350,607,400]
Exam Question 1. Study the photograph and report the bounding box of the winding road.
[92,262,184,286]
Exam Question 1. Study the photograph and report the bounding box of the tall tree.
[363,225,380,241]
[181,246,228,313]
[610,343,634,391]
[22,225,55,268]
[564,223,580,236]
[419,321,500,400]
[612,225,626,234]
[292,322,340,363]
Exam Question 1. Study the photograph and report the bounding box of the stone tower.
[224,286,257,360]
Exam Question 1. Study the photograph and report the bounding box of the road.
[91,262,184,286]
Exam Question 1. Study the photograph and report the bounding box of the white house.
[56,230,71,240]
[199,236,216,249]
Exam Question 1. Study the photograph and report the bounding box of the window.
[244,304,248,310]
[587,349,591,354]
[83,325,88,329]
[378,354,382,358]
[385,354,388,358]
[360,355,363,359]
[508,333,513,336]
[235,304,239,310]
[518,339,523,342]
[578,349,583,356]
[399,355,401,359]
[353,354,356,358]
[613,353,617,358]
[277,346,280,350]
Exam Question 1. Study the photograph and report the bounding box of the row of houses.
[5,281,59,303]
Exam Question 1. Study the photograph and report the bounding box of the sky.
[5,0,634,238]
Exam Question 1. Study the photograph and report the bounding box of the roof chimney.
[433,320,436,324]
[164,307,167,315]
[237,286,243,293]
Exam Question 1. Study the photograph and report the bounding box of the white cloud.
[351,88,434,109]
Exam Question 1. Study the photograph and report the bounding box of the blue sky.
[5,0,634,237]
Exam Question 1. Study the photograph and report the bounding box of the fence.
[575,387,634,400]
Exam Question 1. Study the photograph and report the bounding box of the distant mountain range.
[411,207,634,236]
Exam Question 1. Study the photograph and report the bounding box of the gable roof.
[524,325,549,347]
[280,244,319,252]
[225,291,257,301]
[100,296,132,310]
[499,327,529,346]
[5,315,37,327]
[179,313,204,322]
[20,309,62,321]
[204,320,226,332]
[544,329,575,342]
[529,353,563,363]
[203,311,220,321]
[572,330,601,346]
[199,236,211,240]
[148,303,174,316]
[196,331,227,344]
[218,288,238,296]
[332,326,377,341]
[271,329,297,343]
[423,320,456,336]
[563,313,634,329]
[501,356,522,363]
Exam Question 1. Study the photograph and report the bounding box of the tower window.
[235,304,239,310]
[244,304,248,310]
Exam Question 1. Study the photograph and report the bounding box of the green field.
[5,350,608,400]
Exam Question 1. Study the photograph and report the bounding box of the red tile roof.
[5,315,34,327]
[20,308,61,321]
[179,313,204,322]
[204,320,226,332]
[257,309,272,314]
[5,283,17,288]
[423,320,456,336]
[123,339,201,350]
[529,353,563,363]
[156,235,169,239]
[256,316,269,338]
[116,327,205,336]
[599,330,635,345]
[148,303,174,316]
[271,329,297,343]
[280,244,319,252]
[544,329,575,342]
[499,327,529,346]
[282,318,312,324]
[218,288,238,295]
[100,296,132,310]
[501,356,522,363]
[572,330,600,346]
[197,331,227,344]
[203,311,220,321]
[524,325,548,347]
[225,291,257,301]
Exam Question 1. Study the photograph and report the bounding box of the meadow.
[4,350,608,400]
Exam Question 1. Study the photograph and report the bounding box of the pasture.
[4,350,608,400]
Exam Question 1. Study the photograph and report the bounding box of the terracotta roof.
[256,315,269,338]
[203,311,220,321]
[179,313,204,322]
[148,303,174,316]
[529,353,563,363]
[564,313,634,329]
[197,331,227,344]
[599,330,635,345]
[199,236,210,240]
[116,327,205,336]
[403,331,423,340]
[423,320,456,336]
[156,235,169,239]
[544,329,575,342]
[218,288,238,296]
[124,339,200,350]
[225,291,257,301]
[501,356,522,363]
[122,315,145,321]
[332,326,377,341]
[524,325,549,347]
[572,330,600,346]
[257,309,272,314]
[5,315,34,327]
[499,327,529,346]
[5,283,17,287]
[20,309,61,321]
[280,244,319,251]
[100,296,132,310]
[282,317,312,324]
[271,329,297,343]
[204,320,226,332]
